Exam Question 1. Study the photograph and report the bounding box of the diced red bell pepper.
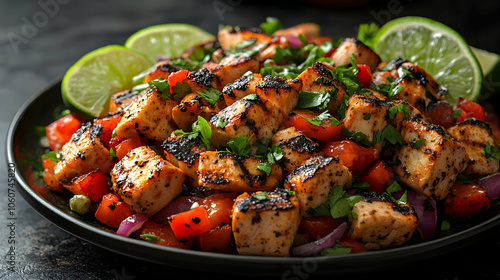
[168,206,212,240]
[45,114,82,151]
[93,114,122,147]
[444,182,490,218]
[358,159,395,193]
[356,64,372,88]
[41,156,63,192]
[136,220,193,249]
[168,69,190,94]
[456,97,485,123]
[283,110,345,142]
[95,193,134,228]
[78,169,110,202]
[323,139,379,176]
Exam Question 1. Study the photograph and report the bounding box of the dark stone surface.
[1,0,500,279]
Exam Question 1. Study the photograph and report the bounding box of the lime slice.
[125,23,215,63]
[374,16,482,105]
[471,47,500,76]
[62,45,152,120]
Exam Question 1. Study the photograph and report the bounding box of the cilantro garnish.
[260,17,283,36]
[197,88,222,106]
[174,116,212,149]
[42,151,64,162]
[483,142,500,162]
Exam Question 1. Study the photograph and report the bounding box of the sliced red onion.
[291,222,348,257]
[477,172,500,199]
[283,35,302,48]
[116,213,148,237]
[150,196,200,224]
[394,190,437,239]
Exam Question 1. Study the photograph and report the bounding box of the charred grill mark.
[72,122,92,143]
[159,63,182,73]
[222,75,250,96]
[188,67,215,87]
[162,137,201,164]
[112,90,138,104]
[285,156,334,183]
[257,76,294,90]
[236,189,295,213]
[458,118,493,134]
[284,135,322,153]
[358,95,394,107]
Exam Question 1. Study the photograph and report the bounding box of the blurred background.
[1,0,500,279]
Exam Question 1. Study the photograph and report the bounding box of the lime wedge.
[374,16,482,105]
[471,47,500,76]
[62,45,152,120]
[125,23,215,63]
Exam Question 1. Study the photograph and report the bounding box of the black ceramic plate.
[6,80,500,276]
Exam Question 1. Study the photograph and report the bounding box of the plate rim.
[6,79,500,275]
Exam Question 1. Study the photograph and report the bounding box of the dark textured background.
[1,0,500,279]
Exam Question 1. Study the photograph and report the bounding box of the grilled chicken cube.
[143,60,182,83]
[343,94,392,149]
[395,117,467,200]
[284,156,352,216]
[391,62,447,113]
[447,119,500,175]
[372,57,407,85]
[198,151,282,193]
[114,90,178,142]
[209,94,282,150]
[331,38,381,71]
[255,76,302,116]
[296,62,348,114]
[111,146,185,216]
[232,189,301,257]
[389,100,425,132]
[218,26,273,50]
[222,73,263,107]
[347,200,418,250]
[162,133,206,187]
[271,127,325,173]
[109,90,140,115]
[171,93,222,131]
[274,23,320,39]
[205,55,260,91]
[54,122,114,184]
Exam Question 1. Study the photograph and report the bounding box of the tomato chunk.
[136,220,192,249]
[298,216,343,239]
[456,97,485,123]
[339,236,367,253]
[113,136,143,160]
[93,114,122,147]
[195,224,234,253]
[323,140,378,176]
[444,182,490,218]
[356,64,372,88]
[358,159,394,193]
[95,193,134,228]
[45,114,82,151]
[426,101,456,129]
[168,206,213,239]
[283,110,344,142]
[198,192,238,228]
